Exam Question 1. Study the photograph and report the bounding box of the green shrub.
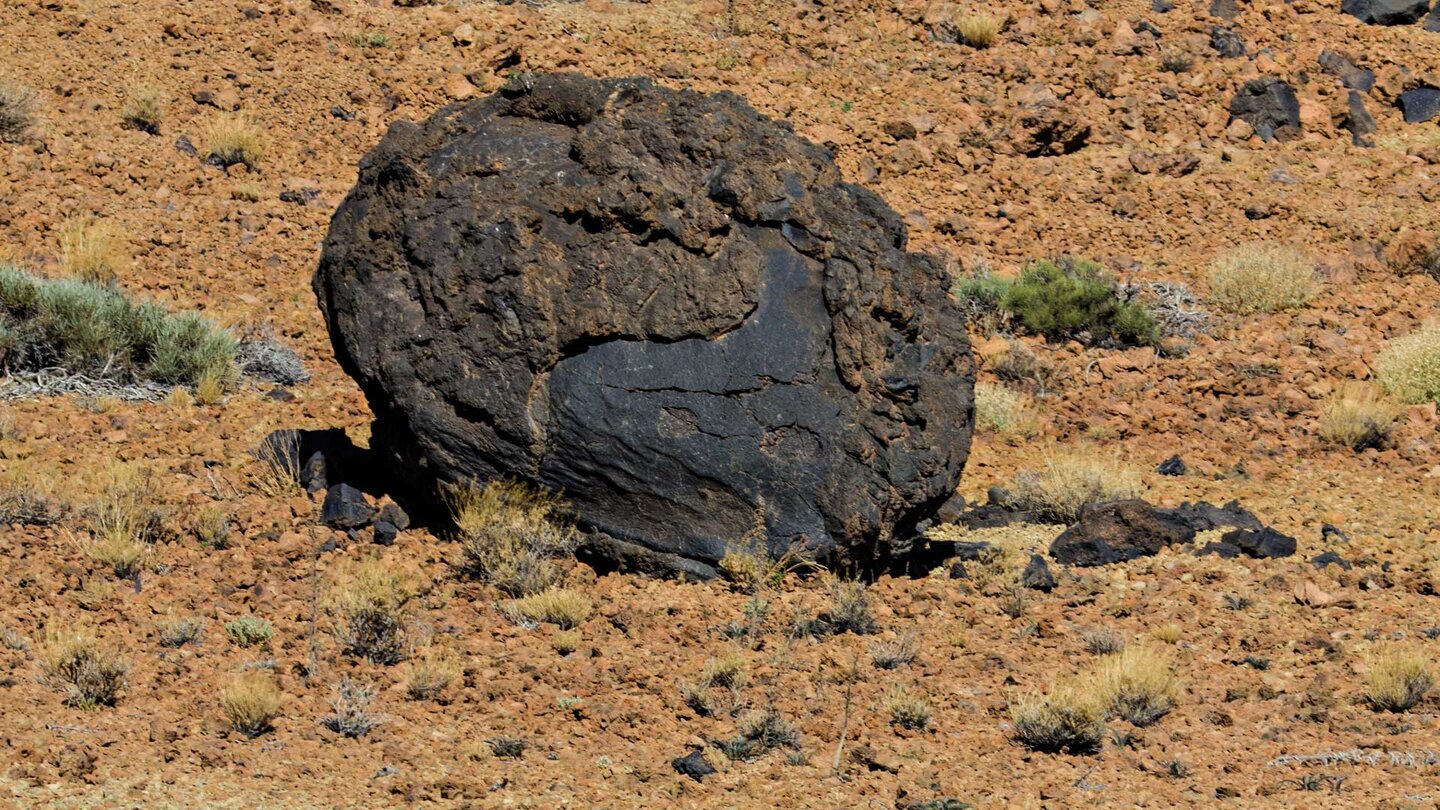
[225,616,274,648]
[1001,258,1158,346]
[0,265,235,389]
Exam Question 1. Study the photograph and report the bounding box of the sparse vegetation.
[203,112,265,170]
[1011,447,1143,523]
[0,79,35,143]
[953,13,1004,48]
[869,632,919,669]
[221,674,282,737]
[1151,623,1183,644]
[225,616,275,648]
[1318,382,1399,450]
[445,480,579,598]
[1002,258,1159,346]
[121,86,164,134]
[157,614,205,647]
[321,677,382,737]
[329,559,416,665]
[58,216,128,285]
[489,737,526,758]
[886,687,933,731]
[0,265,236,389]
[508,587,591,629]
[190,504,231,549]
[80,463,162,578]
[824,576,877,635]
[1376,325,1440,405]
[681,652,750,717]
[1082,627,1125,656]
[974,382,1040,442]
[403,647,460,701]
[1094,647,1177,727]
[39,629,130,708]
[1207,243,1317,315]
[552,628,582,656]
[1363,650,1433,712]
[719,707,802,760]
[1009,681,1106,754]
[250,432,301,497]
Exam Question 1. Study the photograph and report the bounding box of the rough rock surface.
[1399,87,1440,123]
[1049,500,1196,566]
[1340,0,1430,25]
[1229,78,1302,142]
[315,73,975,575]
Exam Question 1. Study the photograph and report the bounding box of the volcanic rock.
[1399,87,1440,123]
[315,73,975,576]
[1341,0,1430,25]
[1049,500,1196,566]
[1229,78,1302,142]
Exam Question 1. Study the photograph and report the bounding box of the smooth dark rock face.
[321,483,376,529]
[1343,90,1379,146]
[1221,526,1296,558]
[1049,500,1196,566]
[315,74,974,575]
[1021,553,1056,591]
[1230,78,1301,141]
[1318,50,1375,93]
[1399,87,1440,123]
[1341,0,1430,25]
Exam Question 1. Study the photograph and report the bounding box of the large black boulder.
[315,74,974,576]
[1341,0,1430,25]
[1229,78,1301,142]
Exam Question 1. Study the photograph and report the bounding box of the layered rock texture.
[316,74,974,575]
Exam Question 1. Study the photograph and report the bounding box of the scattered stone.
[300,451,328,493]
[1209,0,1241,19]
[316,74,974,576]
[1399,87,1440,124]
[1340,90,1378,146]
[321,483,376,529]
[1229,78,1301,142]
[1197,541,1242,559]
[1318,50,1375,93]
[1153,0,1175,11]
[1221,526,1297,559]
[1156,455,1187,476]
[1021,554,1056,591]
[373,521,400,546]
[379,503,410,531]
[174,135,198,157]
[1167,500,1263,532]
[672,750,715,782]
[1209,26,1246,58]
[883,120,918,141]
[1341,0,1430,25]
[1310,551,1353,570]
[279,187,320,205]
[331,105,356,121]
[1321,523,1351,544]
[1129,151,1200,177]
[1243,204,1273,220]
[1049,500,1196,566]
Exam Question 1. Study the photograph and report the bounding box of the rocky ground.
[2,0,1440,806]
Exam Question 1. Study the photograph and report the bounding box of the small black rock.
[1156,455,1187,476]
[1399,87,1440,124]
[331,105,356,121]
[1209,26,1246,58]
[1209,0,1241,19]
[321,483,377,529]
[1221,526,1297,559]
[1318,50,1375,93]
[1321,523,1351,544]
[1341,90,1378,147]
[949,561,969,580]
[318,537,338,554]
[301,451,328,493]
[672,750,716,782]
[1310,551,1352,571]
[1153,0,1176,10]
[1341,0,1430,25]
[1197,541,1242,559]
[1021,554,1056,592]
[373,521,400,546]
[1229,77,1301,142]
[174,135,198,156]
[279,188,320,206]
[379,502,411,531]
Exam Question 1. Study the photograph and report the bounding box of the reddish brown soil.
[2,0,1440,806]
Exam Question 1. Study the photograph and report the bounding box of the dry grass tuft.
[1318,382,1399,450]
[1363,650,1434,712]
[1376,325,1440,405]
[974,382,1040,442]
[80,463,162,578]
[121,86,164,134]
[203,112,265,170]
[1207,243,1317,315]
[1009,680,1105,753]
[403,646,460,701]
[869,631,920,669]
[1093,646,1177,727]
[329,559,416,665]
[221,674,282,737]
[552,628,582,656]
[157,613,205,647]
[1151,623,1183,644]
[507,587,591,629]
[1011,447,1143,523]
[0,79,36,143]
[58,215,128,285]
[886,687,933,731]
[39,629,130,708]
[954,13,1004,47]
[321,677,382,738]
[445,479,578,597]
[680,651,750,717]
[250,432,302,497]
[224,616,274,648]
[825,576,878,635]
